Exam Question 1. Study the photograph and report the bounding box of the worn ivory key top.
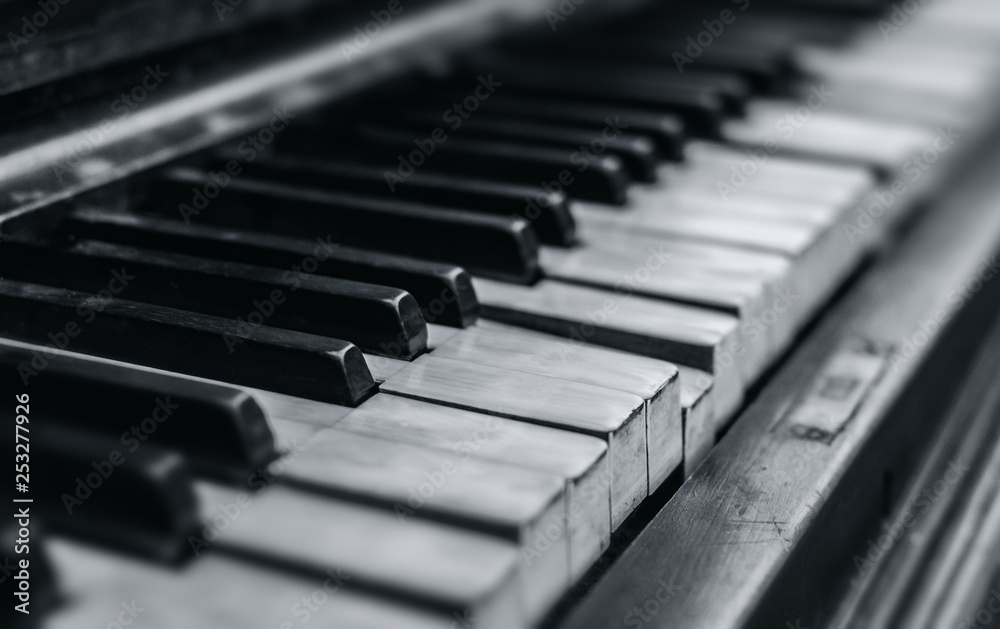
[378,355,649,529]
[432,321,682,493]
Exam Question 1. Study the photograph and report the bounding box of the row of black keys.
[1,3,865,410]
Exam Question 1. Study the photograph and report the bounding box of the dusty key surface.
[45,538,460,629]
[195,482,526,628]
[474,277,744,421]
[279,428,570,616]
[539,243,774,382]
[569,225,797,363]
[334,394,611,580]
[676,365,716,476]
[435,320,682,492]
[571,200,861,333]
[379,354,648,528]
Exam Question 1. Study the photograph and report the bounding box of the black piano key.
[282,123,631,205]
[66,209,481,328]
[633,6,868,46]
[502,35,792,94]
[415,88,685,158]
[461,54,750,116]
[631,39,793,93]
[145,168,542,283]
[208,153,577,246]
[442,65,726,137]
[0,279,376,405]
[0,241,428,360]
[33,424,198,562]
[0,344,275,480]
[393,109,662,182]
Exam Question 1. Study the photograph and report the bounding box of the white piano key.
[722,101,940,174]
[434,320,682,491]
[279,428,569,616]
[796,45,990,102]
[539,243,774,381]
[333,393,611,581]
[473,278,744,423]
[258,387,613,584]
[44,538,460,629]
[567,226,798,363]
[255,393,611,585]
[676,141,877,207]
[251,388,355,426]
[676,365,715,476]
[378,354,649,528]
[262,388,612,579]
[571,200,859,334]
[196,482,526,628]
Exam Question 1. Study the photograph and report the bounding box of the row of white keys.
[428,322,713,478]
[537,235,776,390]
[428,320,683,489]
[192,480,531,626]
[252,391,614,601]
[428,321,714,477]
[326,394,612,581]
[673,141,877,208]
[373,352,648,528]
[797,1,1000,127]
[471,276,743,430]
[43,538,467,629]
[273,421,569,616]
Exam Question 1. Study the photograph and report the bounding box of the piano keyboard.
[3,0,1000,627]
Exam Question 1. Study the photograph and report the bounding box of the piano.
[3,0,1000,627]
